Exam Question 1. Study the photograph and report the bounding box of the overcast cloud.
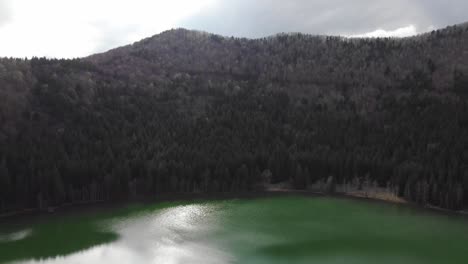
[0,0,466,58]
[0,0,11,26]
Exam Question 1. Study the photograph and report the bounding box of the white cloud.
[348,25,418,38]
[0,0,216,58]
[0,0,464,58]
[0,0,11,26]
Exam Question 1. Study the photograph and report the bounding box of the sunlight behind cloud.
[348,25,418,38]
[0,0,216,58]
[0,0,463,57]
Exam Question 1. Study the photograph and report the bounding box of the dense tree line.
[1,24,468,212]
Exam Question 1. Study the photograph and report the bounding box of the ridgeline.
[1,23,468,213]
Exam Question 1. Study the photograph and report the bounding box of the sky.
[0,0,466,58]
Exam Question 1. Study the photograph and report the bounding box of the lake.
[1,196,468,264]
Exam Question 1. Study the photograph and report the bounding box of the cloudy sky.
[0,0,466,58]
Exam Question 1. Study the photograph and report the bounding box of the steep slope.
[1,24,468,213]
[89,26,468,96]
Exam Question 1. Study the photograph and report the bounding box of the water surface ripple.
[1,197,468,264]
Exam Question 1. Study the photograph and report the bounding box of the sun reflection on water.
[13,204,232,264]
[0,229,33,243]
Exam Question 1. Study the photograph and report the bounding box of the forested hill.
[1,23,468,213]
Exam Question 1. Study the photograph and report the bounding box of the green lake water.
[1,196,468,264]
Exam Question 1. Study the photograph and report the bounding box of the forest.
[1,23,468,213]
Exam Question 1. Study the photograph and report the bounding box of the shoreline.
[0,192,298,222]
[0,190,466,223]
[265,188,468,217]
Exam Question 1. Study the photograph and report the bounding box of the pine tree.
[0,158,11,211]
[51,166,65,204]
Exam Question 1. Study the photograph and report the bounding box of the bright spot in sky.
[0,0,427,58]
[348,25,418,38]
[0,0,216,58]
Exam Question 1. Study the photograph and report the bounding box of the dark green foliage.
[0,159,11,210]
[1,24,468,212]
[454,70,468,96]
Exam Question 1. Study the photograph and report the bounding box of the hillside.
[1,23,468,213]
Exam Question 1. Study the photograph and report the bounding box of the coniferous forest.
[1,23,468,213]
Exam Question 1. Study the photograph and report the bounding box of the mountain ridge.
[88,21,468,55]
[87,22,468,60]
[1,21,468,213]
